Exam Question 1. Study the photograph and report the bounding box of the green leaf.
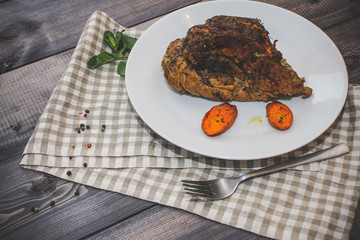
[117,60,127,76]
[87,55,99,69]
[103,31,117,50]
[97,51,118,64]
[115,30,124,50]
[119,34,137,55]
[87,30,136,75]
[87,52,120,70]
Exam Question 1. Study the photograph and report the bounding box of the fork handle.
[241,143,350,182]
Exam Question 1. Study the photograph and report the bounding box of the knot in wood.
[30,177,55,193]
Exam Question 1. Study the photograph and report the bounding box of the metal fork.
[182,143,350,200]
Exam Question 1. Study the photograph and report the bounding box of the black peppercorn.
[50,201,55,206]
[83,163,87,167]
[66,170,72,176]
[75,190,80,196]
[86,125,90,129]
[85,110,89,113]
[80,123,85,127]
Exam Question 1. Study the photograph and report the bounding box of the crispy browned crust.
[162,39,234,101]
[161,16,312,102]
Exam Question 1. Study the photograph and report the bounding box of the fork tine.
[185,191,213,199]
[181,180,212,185]
[182,182,210,189]
[184,187,212,195]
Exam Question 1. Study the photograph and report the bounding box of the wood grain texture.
[326,17,360,81]
[261,0,360,29]
[0,0,360,240]
[0,176,155,240]
[0,0,199,74]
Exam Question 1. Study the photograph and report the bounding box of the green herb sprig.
[87,30,137,76]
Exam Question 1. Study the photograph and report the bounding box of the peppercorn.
[75,190,80,196]
[85,110,89,113]
[71,144,76,148]
[87,143,92,148]
[80,123,85,127]
[102,124,106,129]
[101,127,105,132]
[31,207,39,212]
[81,126,85,131]
[67,170,72,176]
[77,129,81,134]
[86,125,90,129]
[83,163,87,167]
[84,114,87,118]
[50,201,55,207]
[69,156,72,160]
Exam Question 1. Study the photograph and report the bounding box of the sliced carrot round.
[266,101,293,130]
[201,102,238,136]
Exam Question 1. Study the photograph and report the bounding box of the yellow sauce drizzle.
[248,116,264,128]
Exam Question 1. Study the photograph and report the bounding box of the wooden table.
[1,0,359,239]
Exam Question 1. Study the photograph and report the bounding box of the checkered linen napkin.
[21,11,360,239]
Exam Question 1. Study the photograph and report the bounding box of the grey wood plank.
[0,51,71,153]
[325,16,360,81]
[0,0,199,74]
[350,199,360,240]
[0,173,155,240]
[261,0,360,30]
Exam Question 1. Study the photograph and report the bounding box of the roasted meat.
[161,16,312,101]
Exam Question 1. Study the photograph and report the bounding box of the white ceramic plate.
[125,0,348,160]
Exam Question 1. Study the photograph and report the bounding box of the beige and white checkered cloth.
[21,11,360,240]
